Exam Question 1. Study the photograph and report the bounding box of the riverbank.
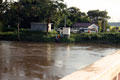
[0,31,120,44]
[70,33,120,44]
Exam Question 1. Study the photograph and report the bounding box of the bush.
[0,31,17,40]
[110,26,117,32]
[0,31,120,44]
[69,32,120,43]
[48,30,58,34]
[0,22,3,32]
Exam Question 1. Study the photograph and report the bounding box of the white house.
[88,24,99,33]
[71,23,99,33]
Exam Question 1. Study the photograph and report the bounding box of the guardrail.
[60,51,120,80]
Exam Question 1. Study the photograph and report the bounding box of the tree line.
[0,0,110,32]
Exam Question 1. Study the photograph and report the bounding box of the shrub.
[0,31,120,44]
[0,22,3,32]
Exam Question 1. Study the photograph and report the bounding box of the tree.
[43,0,66,33]
[87,10,110,32]
[11,0,66,29]
[0,2,11,31]
[59,7,90,27]
[0,0,111,33]
[0,0,2,3]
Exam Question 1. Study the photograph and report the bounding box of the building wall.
[48,23,51,32]
[31,23,51,32]
[31,24,47,31]
[88,24,99,32]
[2,0,14,2]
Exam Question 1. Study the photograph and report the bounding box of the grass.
[0,31,120,44]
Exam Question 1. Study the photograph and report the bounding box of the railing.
[60,51,120,80]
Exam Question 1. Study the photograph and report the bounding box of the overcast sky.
[64,0,120,22]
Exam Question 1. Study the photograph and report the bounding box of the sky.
[64,0,120,22]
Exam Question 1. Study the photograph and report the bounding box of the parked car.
[71,29,79,33]
[57,27,63,32]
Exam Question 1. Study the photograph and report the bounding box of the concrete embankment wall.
[60,51,120,80]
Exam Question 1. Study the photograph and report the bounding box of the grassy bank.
[69,33,120,44]
[0,31,120,44]
[0,31,57,42]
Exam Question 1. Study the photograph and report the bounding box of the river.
[0,41,119,80]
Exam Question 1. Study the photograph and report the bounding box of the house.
[31,22,52,32]
[1,0,15,3]
[71,23,99,33]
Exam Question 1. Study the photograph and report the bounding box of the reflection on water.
[0,41,119,80]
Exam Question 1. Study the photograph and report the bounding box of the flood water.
[0,41,119,80]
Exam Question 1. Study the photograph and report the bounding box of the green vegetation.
[109,26,120,32]
[69,33,120,44]
[0,31,120,44]
[87,10,110,32]
[0,0,116,44]
[0,30,57,42]
[0,0,110,32]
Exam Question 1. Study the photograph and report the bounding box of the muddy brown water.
[0,41,119,80]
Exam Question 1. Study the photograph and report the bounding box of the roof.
[31,22,53,25]
[72,23,93,27]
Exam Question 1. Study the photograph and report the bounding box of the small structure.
[1,0,15,3]
[31,22,52,32]
[71,23,99,33]
[63,27,70,38]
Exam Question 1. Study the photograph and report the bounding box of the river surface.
[0,41,119,80]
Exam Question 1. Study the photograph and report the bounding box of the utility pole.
[103,18,107,32]
[64,15,66,27]
[103,19,105,32]
[17,22,20,41]
[103,9,108,32]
